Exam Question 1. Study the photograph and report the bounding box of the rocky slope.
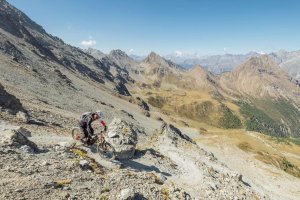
[1,0,300,199]
[0,121,270,200]
[269,50,300,80]
[220,55,300,100]
[0,83,26,114]
[220,55,300,137]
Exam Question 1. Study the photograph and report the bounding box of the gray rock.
[17,127,31,137]
[120,188,134,200]
[79,160,91,171]
[169,185,192,200]
[0,128,38,151]
[106,118,137,159]
[41,161,50,166]
[144,111,150,117]
[58,141,74,149]
[160,123,195,145]
[16,111,29,123]
[14,188,23,192]
[19,145,34,154]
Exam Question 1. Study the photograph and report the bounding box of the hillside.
[220,55,300,137]
[1,0,300,199]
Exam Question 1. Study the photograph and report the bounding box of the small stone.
[41,161,50,166]
[20,145,34,154]
[15,188,23,192]
[79,160,91,171]
[120,188,134,200]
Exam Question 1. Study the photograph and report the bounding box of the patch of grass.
[249,99,300,138]
[161,188,170,200]
[290,138,300,146]
[101,187,110,194]
[100,195,108,200]
[70,148,104,174]
[70,148,88,158]
[55,179,72,187]
[238,101,286,137]
[271,137,300,147]
[238,142,254,152]
[148,96,166,108]
[199,127,207,132]
[149,173,164,185]
[255,151,300,178]
[218,104,242,129]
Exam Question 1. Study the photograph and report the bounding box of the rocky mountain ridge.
[1,0,300,199]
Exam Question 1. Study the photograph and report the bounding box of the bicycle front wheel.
[97,141,116,160]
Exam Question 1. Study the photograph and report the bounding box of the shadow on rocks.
[134,148,164,159]
[120,159,171,177]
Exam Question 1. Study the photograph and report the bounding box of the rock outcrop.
[0,83,26,114]
[0,127,38,151]
[160,123,195,145]
[106,118,137,159]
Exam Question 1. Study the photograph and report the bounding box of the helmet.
[95,111,105,119]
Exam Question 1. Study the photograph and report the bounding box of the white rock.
[120,188,134,200]
[0,128,37,151]
[106,118,137,159]
[79,160,91,171]
[20,145,34,154]
[16,111,29,123]
[41,161,50,166]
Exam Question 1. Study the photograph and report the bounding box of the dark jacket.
[79,112,94,136]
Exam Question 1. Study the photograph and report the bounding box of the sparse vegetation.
[70,148,89,158]
[147,96,166,108]
[161,188,170,200]
[238,101,286,137]
[237,142,254,152]
[218,104,242,129]
[55,179,72,187]
[255,151,300,178]
[101,188,110,194]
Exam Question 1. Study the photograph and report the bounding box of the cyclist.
[78,111,107,143]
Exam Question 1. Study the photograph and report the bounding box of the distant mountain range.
[164,50,300,79]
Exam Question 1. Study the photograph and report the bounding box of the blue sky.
[7,0,300,55]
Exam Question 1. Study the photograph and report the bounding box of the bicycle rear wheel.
[97,141,116,160]
[71,127,84,141]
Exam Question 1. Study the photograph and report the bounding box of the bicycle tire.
[71,127,84,141]
[97,141,116,160]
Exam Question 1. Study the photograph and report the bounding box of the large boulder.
[0,83,26,114]
[0,127,38,151]
[106,118,137,159]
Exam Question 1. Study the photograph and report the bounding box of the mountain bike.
[71,127,115,160]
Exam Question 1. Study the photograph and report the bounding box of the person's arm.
[100,120,107,132]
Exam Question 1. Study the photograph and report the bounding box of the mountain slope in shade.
[0,0,134,115]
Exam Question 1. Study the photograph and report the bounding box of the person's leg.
[79,125,88,138]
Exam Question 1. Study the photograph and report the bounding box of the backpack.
[80,112,93,120]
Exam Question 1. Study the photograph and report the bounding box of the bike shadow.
[120,148,172,177]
